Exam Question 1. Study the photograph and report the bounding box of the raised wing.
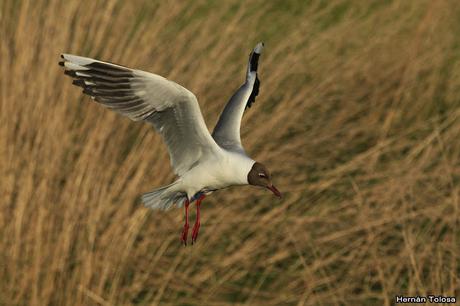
[212,42,263,154]
[59,54,221,176]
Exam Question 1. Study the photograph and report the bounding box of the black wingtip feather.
[72,79,86,88]
[246,75,260,109]
[82,88,95,96]
[64,70,77,77]
[58,61,64,67]
[86,61,131,73]
[249,53,260,72]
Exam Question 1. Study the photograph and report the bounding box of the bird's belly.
[182,171,227,193]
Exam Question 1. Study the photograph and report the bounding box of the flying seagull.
[59,42,281,245]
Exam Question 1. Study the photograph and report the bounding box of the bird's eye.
[258,173,266,178]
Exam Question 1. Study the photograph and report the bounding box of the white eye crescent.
[258,173,266,178]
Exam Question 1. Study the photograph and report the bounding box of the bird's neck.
[224,152,255,185]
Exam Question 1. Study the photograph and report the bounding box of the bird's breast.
[179,152,254,199]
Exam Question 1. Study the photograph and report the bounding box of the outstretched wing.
[212,42,263,154]
[60,54,221,176]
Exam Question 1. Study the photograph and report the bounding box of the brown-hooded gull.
[59,42,281,245]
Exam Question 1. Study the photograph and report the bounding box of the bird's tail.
[141,181,186,210]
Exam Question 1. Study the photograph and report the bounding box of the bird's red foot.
[191,194,205,244]
[180,199,190,246]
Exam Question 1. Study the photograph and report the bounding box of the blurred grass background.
[1,0,459,305]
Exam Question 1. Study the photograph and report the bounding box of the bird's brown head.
[247,162,281,198]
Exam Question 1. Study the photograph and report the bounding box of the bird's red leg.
[180,199,190,246]
[191,194,205,244]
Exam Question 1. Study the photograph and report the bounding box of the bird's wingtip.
[254,42,264,54]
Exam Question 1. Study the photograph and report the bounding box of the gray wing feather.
[212,42,264,154]
[60,54,220,176]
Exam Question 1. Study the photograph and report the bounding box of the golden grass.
[1,0,459,305]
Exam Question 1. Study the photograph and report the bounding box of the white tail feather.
[141,182,186,210]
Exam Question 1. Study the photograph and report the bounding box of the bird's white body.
[178,151,255,198]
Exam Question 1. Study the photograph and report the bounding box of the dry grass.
[1,0,459,305]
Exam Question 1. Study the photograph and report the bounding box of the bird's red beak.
[267,184,282,198]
